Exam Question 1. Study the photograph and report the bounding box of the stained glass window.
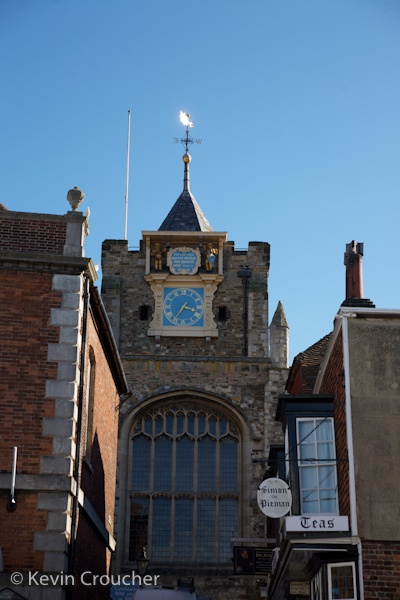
[129,402,240,563]
[328,563,356,600]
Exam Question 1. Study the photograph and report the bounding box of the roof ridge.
[296,333,332,364]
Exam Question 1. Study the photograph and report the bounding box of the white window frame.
[296,416,339,515]
[311,568,322,600]
[328,562,357,600]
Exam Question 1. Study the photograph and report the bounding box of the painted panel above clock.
[167,247,201,275]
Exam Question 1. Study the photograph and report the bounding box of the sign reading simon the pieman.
[257,477,292,518]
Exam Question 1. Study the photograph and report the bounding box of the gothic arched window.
[129,402,240,564]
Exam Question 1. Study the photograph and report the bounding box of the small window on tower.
[138,305,151,321]
[217,306,230,322]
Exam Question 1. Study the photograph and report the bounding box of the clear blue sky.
[1,0,400,360]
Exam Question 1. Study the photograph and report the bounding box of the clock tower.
[101,115,289,600]
[143,150,225,339]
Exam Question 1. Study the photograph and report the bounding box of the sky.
[1,0,400,360]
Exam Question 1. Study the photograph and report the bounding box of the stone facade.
[102,231,289,599]
[102,239,274,358]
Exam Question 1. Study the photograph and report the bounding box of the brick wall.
[0,213,67,255]
[0,271,60,471]
[318,329,350,520]
[0,206,125,600]
[362,541,400,599]
[72,511,113,600]
[80,312,120,538]
[0,492,47,571]
[0,270,62,570]
[70,308,120,597]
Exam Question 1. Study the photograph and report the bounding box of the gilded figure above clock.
[150,243,218,274]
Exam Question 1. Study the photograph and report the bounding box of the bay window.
[297,417,338,514]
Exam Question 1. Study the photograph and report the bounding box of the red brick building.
[268,242,400,600]
[0,193,128,600]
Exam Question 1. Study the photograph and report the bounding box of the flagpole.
[124,109,131,241]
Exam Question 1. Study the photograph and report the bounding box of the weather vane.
[174,111,202,153]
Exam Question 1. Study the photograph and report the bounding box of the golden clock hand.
[173,302,187,321]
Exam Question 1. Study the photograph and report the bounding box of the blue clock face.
[163,287,204,327]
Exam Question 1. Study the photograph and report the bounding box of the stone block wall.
[102,236,288,600]
[102,239,271,359]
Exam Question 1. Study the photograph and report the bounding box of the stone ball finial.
[67,186,85,211]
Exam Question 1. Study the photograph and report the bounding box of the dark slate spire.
[158,153,213,232]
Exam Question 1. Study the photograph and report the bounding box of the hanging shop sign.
[290,581,310,596]
[257,477,292,518]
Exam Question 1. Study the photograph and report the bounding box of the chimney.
[342,241,375,308]
[344,240,364,300]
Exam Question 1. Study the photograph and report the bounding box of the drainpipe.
[67,277,90,595]
[6,447,18,512]
[237,266,252,356]
[341,312,364,600]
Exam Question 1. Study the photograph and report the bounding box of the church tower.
[101,114,289,599]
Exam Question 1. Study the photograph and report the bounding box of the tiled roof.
[287,333,331,394]
[297,333,331,392]
[158,189,213,232]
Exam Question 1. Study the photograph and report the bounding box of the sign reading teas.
[257,477,292,518]
[285,515,349,532]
